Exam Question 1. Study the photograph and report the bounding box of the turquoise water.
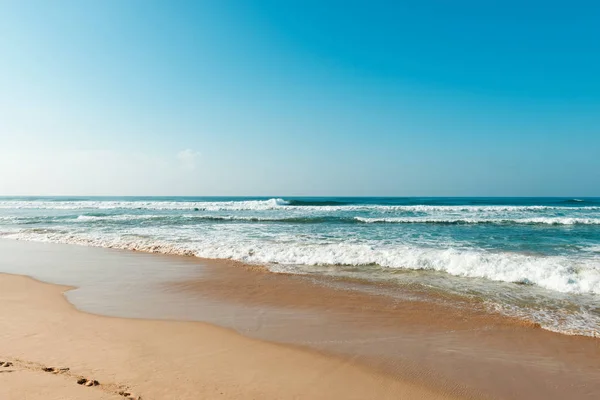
[1,196,599,336]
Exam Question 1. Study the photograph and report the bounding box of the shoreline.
[0,225,600,338]
[3,235,597,338]
[1,239,599,399]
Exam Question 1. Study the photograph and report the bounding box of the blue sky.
[0,0,599,196]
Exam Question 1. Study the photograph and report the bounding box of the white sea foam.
[355,217,600,225]
[587,245,600,253]
[5,229,600,297]
[1,199,599,212]
[76,214,162,221]
[485,302,600,338]
[0,198,291,211]
[75,214,316,222]
[516,217,600,225]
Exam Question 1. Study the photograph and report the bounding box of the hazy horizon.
[1,195,600,199]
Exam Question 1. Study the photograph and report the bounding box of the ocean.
[0,196,599,337]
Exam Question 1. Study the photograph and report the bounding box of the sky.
[0,0,599,196]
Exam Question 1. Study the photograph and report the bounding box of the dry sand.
[0,273,456,400]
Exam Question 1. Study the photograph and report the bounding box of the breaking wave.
[2,199,600,212]
[355,217,600,225]
[4,229,600,297]
[75,214,348,224]
[68,215,600,226]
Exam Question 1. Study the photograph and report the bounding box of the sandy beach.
[0,240,599,399]
[3,0,599,397]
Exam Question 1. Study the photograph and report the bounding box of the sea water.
[1,196,598,336]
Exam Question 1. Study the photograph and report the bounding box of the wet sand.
[171,260,600,400]
[0,239,599,399]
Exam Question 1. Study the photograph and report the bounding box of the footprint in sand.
[118,390,142,400]
[39,362,140,398]
[0,361,13,367]
[77,377,100,387]
[42,367,70,374]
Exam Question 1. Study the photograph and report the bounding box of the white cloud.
[176,149,201,170]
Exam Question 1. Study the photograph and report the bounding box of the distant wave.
[2,199,600,212]
[75,214,351,224]
[0,215,72,223]
[53,215,600,226]
[76,214,161,222]
[355,217,600,225]
[562,199,588,204]
[285,199,354,206]
[0,198,289,211]
[4,213,600,226]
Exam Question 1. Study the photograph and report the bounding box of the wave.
[75,214,349,224]
[285,199,354,206]
[0,198,290,211]
[0,215,73,224]
[2,199,600,212]
[76,214,161,222]
[5,229,600,297]
[3,230,599,338]
[5,213,600,226]
[562,199,595,204]
[355,217,600,225]
[486,303,599,338]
